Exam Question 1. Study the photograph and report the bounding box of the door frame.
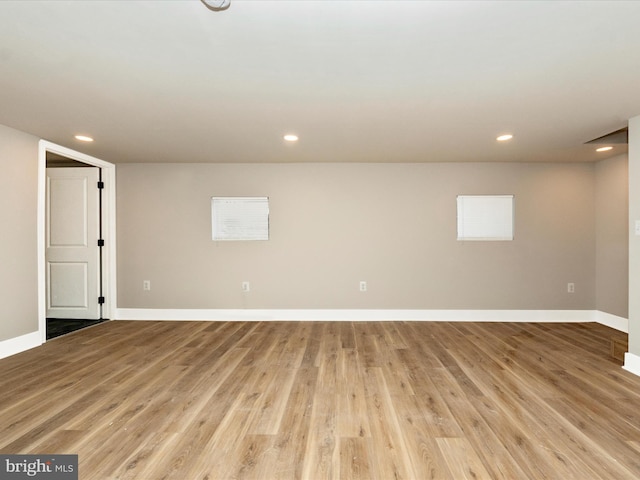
[37,140,117,342]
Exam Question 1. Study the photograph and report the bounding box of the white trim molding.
[0,331,42,360]
[594,311,628,333]
[38,140,117,344]
[115,308,599,323]
[2,310,627,359]
[623,352,640,377]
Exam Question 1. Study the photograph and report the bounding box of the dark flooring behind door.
[46,318,108,339]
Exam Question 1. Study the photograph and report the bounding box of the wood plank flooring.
[0,320,638,479]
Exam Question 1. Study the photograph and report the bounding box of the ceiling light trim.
[74,135,94,142]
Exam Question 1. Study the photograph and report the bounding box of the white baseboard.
[115,308,598,323]
[0,310,628,360]
[623,352,640,377]
[0,331,42,360]
[594,311,628,333]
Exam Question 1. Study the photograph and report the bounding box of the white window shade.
[211,197,269,241]
[457,195,514,241]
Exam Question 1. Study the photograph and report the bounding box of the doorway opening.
[38,141,116,342]
[46,154,104,338]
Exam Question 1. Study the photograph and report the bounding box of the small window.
[457,195,514,241]
[211,197,269,241]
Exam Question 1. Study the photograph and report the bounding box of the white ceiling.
[0,0,638,164]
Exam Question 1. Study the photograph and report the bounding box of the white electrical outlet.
[143,280,151,291]
[242,281,251,292]
[567,282,575,293]
[359,281,367,292]
[635,220,640,236]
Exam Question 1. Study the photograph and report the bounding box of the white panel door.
[46,167,101,319]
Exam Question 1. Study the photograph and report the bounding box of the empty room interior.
[2,1,640,478]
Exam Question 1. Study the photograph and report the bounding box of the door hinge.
[98,296,105,304]
[97,181,105,189]
[98,239,105,247]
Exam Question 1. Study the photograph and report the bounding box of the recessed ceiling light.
[284,134,299,142]
[496,134,513,142]
[596,146,613,152]
[74,135,94,142]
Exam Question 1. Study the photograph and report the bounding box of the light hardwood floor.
[0,320,638,479]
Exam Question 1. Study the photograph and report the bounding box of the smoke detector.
[201,0,230,11]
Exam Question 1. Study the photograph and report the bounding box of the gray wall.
[0,124,39,341]
[116,161,597,310]
[0,118,631,352]
[595,154,628,318]
[629,115,640,355]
